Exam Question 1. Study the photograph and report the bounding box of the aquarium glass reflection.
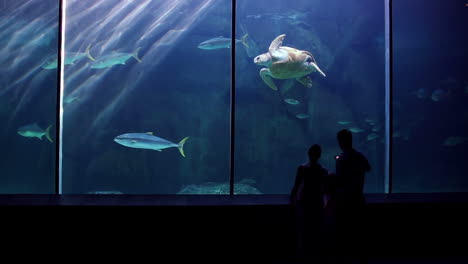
[62,0,231,194]
[234,0,386,194]
[0,0,57,194]
[392,0,468,192]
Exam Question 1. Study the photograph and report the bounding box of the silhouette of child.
[290,144,329,262]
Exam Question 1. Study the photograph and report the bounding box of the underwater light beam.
[68,74,100,98]
[98,0,151,53]
[66,0,101,20]
[118,0,217,101]
[3,0,37,18]
[67,0,134,51]
[142,0,215,65]
[1,63,44,98]
[85,0,199,131]
[114,0,150,29]
[85,0,216,141]
[86,81,130,141]
[63,63,94,88]
[138,0,184,42]
[10,70,50,119]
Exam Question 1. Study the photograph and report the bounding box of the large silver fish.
[90,47,141,69]
[114,132,189,157]
[197,34,249,50]
[17,123,53,142]
[246,10,311,27]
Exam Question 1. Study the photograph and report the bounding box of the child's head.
[308,144,321,162]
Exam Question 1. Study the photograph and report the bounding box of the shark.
[114,132,189,157]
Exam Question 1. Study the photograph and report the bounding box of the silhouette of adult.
[290,144,328,262]
[334,129,371,261]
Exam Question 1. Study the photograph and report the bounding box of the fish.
[337,121,351,125]
[372,124,382,132]
[17,123,53,142]
[197,34,249,50]
[431,89,449,101]
[367,133,379,141]
[246,14,262,19]
[296,113,310,119]
[114,132,189,157]
[443,136,467,146]
[90,47,141,69]
[245,10,310,26]
[412,88,427,99]
[239,24,260,58]
[246,10,310,20]
[284,98,300,105]
[42,44,95,69]
[349,127,364,133]
[63,94,80,104]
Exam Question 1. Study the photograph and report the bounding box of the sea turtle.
[254,34,326,90]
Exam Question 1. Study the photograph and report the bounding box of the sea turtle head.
[254,53,272,66]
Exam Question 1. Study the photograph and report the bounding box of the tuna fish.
[41,44,95,69]
[17,123,53,142]
[114,132,189,157]
[197,34,249,50]
[90,47,141,69]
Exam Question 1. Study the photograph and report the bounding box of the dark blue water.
[0,0,465,194]
[392,0,468,192]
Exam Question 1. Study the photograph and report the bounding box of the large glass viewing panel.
[393,0,468,192]
[62,0,231,194]
[0,0,58,193]
[234,0,386,194]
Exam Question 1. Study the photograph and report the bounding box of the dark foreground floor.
[384,257,468,263]
[270,258,468,264]
[1,194,467,262]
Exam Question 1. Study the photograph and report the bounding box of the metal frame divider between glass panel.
[229,0,237,196]
[55,0,65,195]
[385,0,393,194]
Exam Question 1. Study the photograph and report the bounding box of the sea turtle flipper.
[260,68,278,90]
[296,76,312,88]
[268,34,286,53]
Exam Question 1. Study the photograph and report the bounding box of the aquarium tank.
[0,0,466,195]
